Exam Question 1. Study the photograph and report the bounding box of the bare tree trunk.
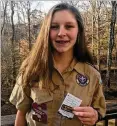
[114,35,117,80]
[96,1,101,71]
[91,0,96,57]
[11,1,16,84]
[1,1,8,35]
[27,1,31,50]
[106,1,117,88]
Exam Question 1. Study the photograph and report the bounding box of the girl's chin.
[54,49,66,53]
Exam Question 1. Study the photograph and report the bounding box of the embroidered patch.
[32,102,47,123]
[76,73,89,86]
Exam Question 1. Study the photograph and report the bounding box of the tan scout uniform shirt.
[9,59,106,126]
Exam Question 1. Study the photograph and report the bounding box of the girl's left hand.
[73,106,98,125]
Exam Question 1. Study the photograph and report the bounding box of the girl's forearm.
[15,110,27,126]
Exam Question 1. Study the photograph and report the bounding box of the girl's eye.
[51,25,59,29]
[65,25,74,29]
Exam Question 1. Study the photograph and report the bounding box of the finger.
[81,120,93,125]
[79,117,95,125]
[73,111,93,117]
[73,107,91,112]
[78,115,97,125]
[78,117,91,122]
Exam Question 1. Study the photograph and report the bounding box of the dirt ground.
[1,72,117,116]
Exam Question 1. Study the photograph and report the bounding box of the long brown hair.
[18,3,93,90]
[19,12,53,89]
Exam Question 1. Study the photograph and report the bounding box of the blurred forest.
[1,0,117,116]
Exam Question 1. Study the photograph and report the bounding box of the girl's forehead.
[51,10,76,22]
[52,9,74,16]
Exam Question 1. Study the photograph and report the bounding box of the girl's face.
[50,10,78,54]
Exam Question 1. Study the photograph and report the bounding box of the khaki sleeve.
[9,75,32,113]
[91,75,106,117]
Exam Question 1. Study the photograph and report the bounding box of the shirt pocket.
[31,88,53,104]
[29,88,53,124]
[30,88,53,115]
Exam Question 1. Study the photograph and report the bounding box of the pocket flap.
[31,88,53,104]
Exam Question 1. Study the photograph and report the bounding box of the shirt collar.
[63,58,77,73]
[74,62,86,76]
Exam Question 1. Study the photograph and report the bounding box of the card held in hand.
[58,93,82,118]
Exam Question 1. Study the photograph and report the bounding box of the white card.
[58,93,82,118]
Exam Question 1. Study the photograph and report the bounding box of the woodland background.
[1,0,117,116]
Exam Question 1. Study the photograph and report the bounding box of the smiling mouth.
[55,40,69,44]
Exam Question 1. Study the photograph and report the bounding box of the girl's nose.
[58,26,66,37]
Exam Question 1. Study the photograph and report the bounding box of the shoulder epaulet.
[86,62,100,73]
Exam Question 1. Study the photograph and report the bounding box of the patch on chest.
[76,73,89,86]
[32,102,47,123]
